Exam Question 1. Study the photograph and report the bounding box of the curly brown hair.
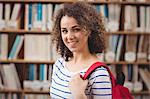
[52,1,106,61]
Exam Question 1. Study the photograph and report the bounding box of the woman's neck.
[71,52,97,64]
[66,53,99,73]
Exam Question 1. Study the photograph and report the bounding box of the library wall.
[0,0,150,99]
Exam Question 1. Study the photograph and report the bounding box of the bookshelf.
[0,0,150,99]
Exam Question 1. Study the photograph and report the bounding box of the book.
[115,35,124,61]
[0,3,3,20]
[11,4,21,20]
[24,35,50,61]
[107,4,121,32]
[0,3,5,30]
[47,3,53,31]
[28,4,33,30]
[125,35,138,62]
[0,34,8,59]
[39,64,47,81]
[28,64,37,80]
[145,7,150,32]
[130,6,138,31]
[124,64,133,92]
[8,35,24,59]
[139,6,146,32]
[53,4,62,18]
[32,3,42,29]
[132,65,143,92]
[105,35,119,62]
[137,35,148,61]
[0,64,21,90]
[4,4,11,28]
[139,68,150,91]
[8,3,21,29]
[124,5,132,30]
[25,3,54,31]
[148,35,150,61]
[41,4,47,31]
[124,5,146,32]
[0,70,4,89]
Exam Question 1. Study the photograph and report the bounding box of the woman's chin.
[69,47,79,53]
[69,49,77,52]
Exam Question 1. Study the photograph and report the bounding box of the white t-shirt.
[50,58,112,99]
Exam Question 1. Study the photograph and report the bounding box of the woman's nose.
[67,31,75,40]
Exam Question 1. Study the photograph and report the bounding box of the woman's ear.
[85,29,91,37]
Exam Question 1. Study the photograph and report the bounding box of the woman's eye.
[61,30,67,34]
[72,28,81,32]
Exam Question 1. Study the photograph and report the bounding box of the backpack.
[80,62,133,99]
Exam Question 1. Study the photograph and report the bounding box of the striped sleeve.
[89,67,112,99]
[50,58,72,99]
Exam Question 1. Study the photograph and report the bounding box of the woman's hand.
[69,73,88,99]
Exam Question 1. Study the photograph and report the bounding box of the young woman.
[50,2,112,99]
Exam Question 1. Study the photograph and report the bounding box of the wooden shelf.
[0,29,51,35]
[0,59,150,65]
[0,29,150,35]
[23,90,49,94]
[0,89,49,94]
[0,0,150,6]
[132,91,150,95]
[105,31,150,35]
[0,89,149,95]
[91,1,150,6]
[0,89,22,93]
[0,59,54,64]
[106,61,150,65]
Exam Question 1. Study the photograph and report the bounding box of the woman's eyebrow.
[72,25,80,29]
[61,25,80,29]
[61,27,67,29]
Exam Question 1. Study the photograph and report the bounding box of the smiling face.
[60,15,89,53]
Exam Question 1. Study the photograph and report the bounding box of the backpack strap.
[80,62,116,87]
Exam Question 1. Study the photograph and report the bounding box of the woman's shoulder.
[53,57,65,68]
[88,65,111,83]
[54,57,64,64]
[89,62,110,77]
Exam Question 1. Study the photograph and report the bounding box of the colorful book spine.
[8,35,24,59]
[28,4,32,30]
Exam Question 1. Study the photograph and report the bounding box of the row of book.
[124,5,150,32]
[105,35,150,62]
[0,34,59,61]
[0,64,21,90]
[0,64,150,98]
[0,3,59,61]
[0,64,52,90]
[0,63,52,99]
[1,2,150,32]
[97,4,150,32]
[109,64,150,92]
[0,64,149,98]
[25,3,118,32]
[0,3,21,30]
[0,2,60,61]
[1,34,149,63]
